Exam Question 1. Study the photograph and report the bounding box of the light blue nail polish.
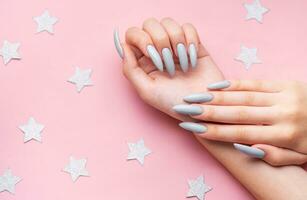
[172,104,203,115]
[147,45,164,72]
[162,48,175,76]
[113,28,124,59]
[177,43,189,72]
[207,80,231,90]
[188,43,197,68]
[233,143,265,159]
[183,93,213,103]
[179,122,207,133]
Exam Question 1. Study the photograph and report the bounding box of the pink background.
[1,0,307,199]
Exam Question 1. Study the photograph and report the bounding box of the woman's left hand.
[174,80,307,166]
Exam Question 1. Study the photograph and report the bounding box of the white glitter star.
[127,139,151,165]
[235,45,261,69]
[33,10,58,34]
[244,0,269,23]
[19,117,44,143]
[0,169,21,194]
[186,175,212,200]
[0,40,21,65]
[63,156,89,182]
[68,67,93,93]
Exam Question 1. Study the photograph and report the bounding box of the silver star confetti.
[0,40,21,65]
[186,175,212,200]
[34,10,58,34]
[68,67,93,93]
[244,0,269,23]
[0,169,21,194]
[127,139,151,165]
[235,45,261,69]
[63,156,89,182]
[19,117,44,143]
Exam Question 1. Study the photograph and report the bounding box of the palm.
[138,55,224,120]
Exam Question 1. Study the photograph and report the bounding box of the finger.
[160,18,189,72]
[179,122,283,145]
[190,105,277,124]
[122,44,153,94]
[207,80,283,92]
[184,91,276,106]
[253,144,307,166]
[182,23,199,68]
[125,26,163,72]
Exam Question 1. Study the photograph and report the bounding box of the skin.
[185,80,307,166]
[119,17,307,199]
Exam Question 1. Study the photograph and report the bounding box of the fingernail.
[113,28,124,59]
[183,93,213,103]
[188,43,197,68]
[162,48,175,76]
[147,45,164,72]
[177,43,189,72]
[233,143,265,159]
[172,104,203,115]
[207,80,231,90]
[179,122,207,134]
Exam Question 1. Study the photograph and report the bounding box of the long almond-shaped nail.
[207,80,231,90]
[177,43,189,72]
[183,93,213,103]
[162,48,175,76]
[147,45,163,72]
[179,122,207,133]
[233,143,265,159]
[172,104,203,115]
[188,43,197,68]
[113,28,124,59]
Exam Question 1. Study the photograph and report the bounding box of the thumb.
[253,144,307,166]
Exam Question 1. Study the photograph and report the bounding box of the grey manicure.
[188,43,197,68]
[113,28,124,59]
[162,48,175,76]
[147,45,164,72]
[177,43,189,72]
[179,122,207,134]
[183,93,213,103]
[207,80,231,90]
[233,143,265,159]
[172,104,203,115]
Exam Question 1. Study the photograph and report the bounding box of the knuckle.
[235,126,249,142]
[282,106,300,121]
[204,107,215,120]
[143,17,158,27]
[160,17,174,23]
[235,108,249,123]
[279,126,298,146]
[182,22,194,29]
[154,34,169,44]
[244,93,256,105]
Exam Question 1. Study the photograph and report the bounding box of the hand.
[115,18,224,121]
[175,79,307,166]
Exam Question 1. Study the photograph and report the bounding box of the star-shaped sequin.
[68,67,93,93]
[19,117,44,143]
[34,10,58,34]
[235,45,261,69]
[244,0,269,23]
[127,139,151,165]
[186,175,212,200]
[63,156,89,182]
[0,169,21,194]
[0,40,21,65]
